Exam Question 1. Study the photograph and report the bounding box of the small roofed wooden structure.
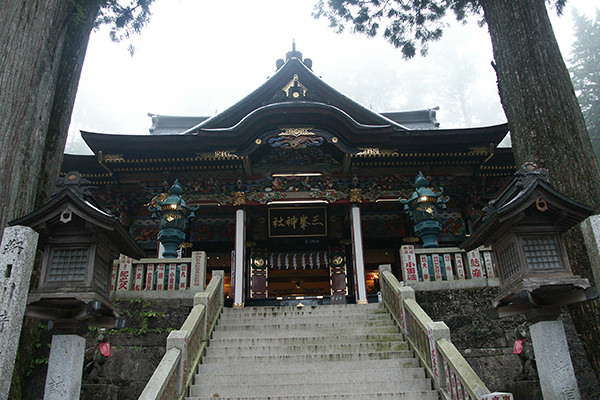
[461,163,597,319]
[11,171,143,331]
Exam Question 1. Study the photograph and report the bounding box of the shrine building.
[62,46,516,307]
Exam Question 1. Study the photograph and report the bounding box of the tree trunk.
[0,1,101,397]
[0,0,101,230]
[480,0,600,380]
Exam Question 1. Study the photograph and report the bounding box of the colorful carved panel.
[189,217,235,242]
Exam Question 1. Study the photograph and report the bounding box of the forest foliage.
[569,10,600,160]
[313,0,567,58]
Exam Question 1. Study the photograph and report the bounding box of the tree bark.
[0,0,101,230]
[480,0,600,380]
[0,2,101,396]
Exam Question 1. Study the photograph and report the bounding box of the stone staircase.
[185,303,438,400]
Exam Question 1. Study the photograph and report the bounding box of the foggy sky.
[65,0,599,154]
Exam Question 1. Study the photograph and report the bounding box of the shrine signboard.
[268,207,327,238]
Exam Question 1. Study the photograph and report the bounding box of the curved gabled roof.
[185,57,408,134]
[74,48,510,164]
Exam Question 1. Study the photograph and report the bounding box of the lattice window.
[498,243,519,280]
[48,248,88,281]
[522,236,561,270]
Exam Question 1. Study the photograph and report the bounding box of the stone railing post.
[213,270,225,309]
[190,251,207,291]
[400,245,419,282]
[166,330,188,396]
[398,286,415,334]
[427,321,451,391]
[194,292,210,341]
[116,254,133,291]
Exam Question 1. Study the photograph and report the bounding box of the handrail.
[379,265,513,400]
[137,348,181,400]
[111,251,207,293]
[399,245,499,290]
[138,270,224,400]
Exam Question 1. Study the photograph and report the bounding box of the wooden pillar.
[233,208,246,307]
[350,204,368,304]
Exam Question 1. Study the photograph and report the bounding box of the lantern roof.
[461,163,594,250]
[10,171,144,259]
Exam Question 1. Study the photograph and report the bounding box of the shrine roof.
[148,113,209,135]
[69,46,511,172]
[183,56,404,134]
[79,122,509,160]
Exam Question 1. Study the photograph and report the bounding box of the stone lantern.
[149,179,198,258]
[10,171,144,400]
[400,172,448,248]
[12,172,144,328]
[461,163,597,400]
[461,163,596,317]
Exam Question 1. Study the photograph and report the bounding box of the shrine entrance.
[245,204,351,302]
[249,248,349,300]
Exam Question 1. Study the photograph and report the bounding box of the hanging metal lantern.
[400,172,448,248]
[149,180,198,258]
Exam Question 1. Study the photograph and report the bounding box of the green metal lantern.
[400,172,448,248]
[149,180,198,258]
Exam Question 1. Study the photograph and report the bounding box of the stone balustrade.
[379,265,512,400]
[110,251,207,297]
[138,271,224,400]
[400,245,499,291]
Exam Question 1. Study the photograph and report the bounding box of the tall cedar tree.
[0,2,153,397]
[0,0,153,231]
[316,0,600,381]
[570,10,600,160]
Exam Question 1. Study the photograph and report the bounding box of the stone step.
[207,332,405,347]
[192,367,426,386]
[188,304,435,400]
[185,390,439,400]
[218,313,391,325]
[221,303,383,315]
[189,378,432,397]
[211,325,400,339]
[213,319,395,332]
[201,349,414,365]
[196,357,422,375]
[220,305,386,319]
[204,341,409,357]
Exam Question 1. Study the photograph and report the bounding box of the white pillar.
[350,204,367,304]
[529,319,580,400]
[0,226,38,400]
[43,334,86,400]
[234,208,246,307]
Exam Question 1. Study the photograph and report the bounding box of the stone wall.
[19,289,600,399]
[22,298,191,400]
[415,288,600,400]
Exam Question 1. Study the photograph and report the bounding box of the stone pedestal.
[581,215,600,289]
[44,334,86,400]
[529,320,580,400]
[0,226,38,400]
